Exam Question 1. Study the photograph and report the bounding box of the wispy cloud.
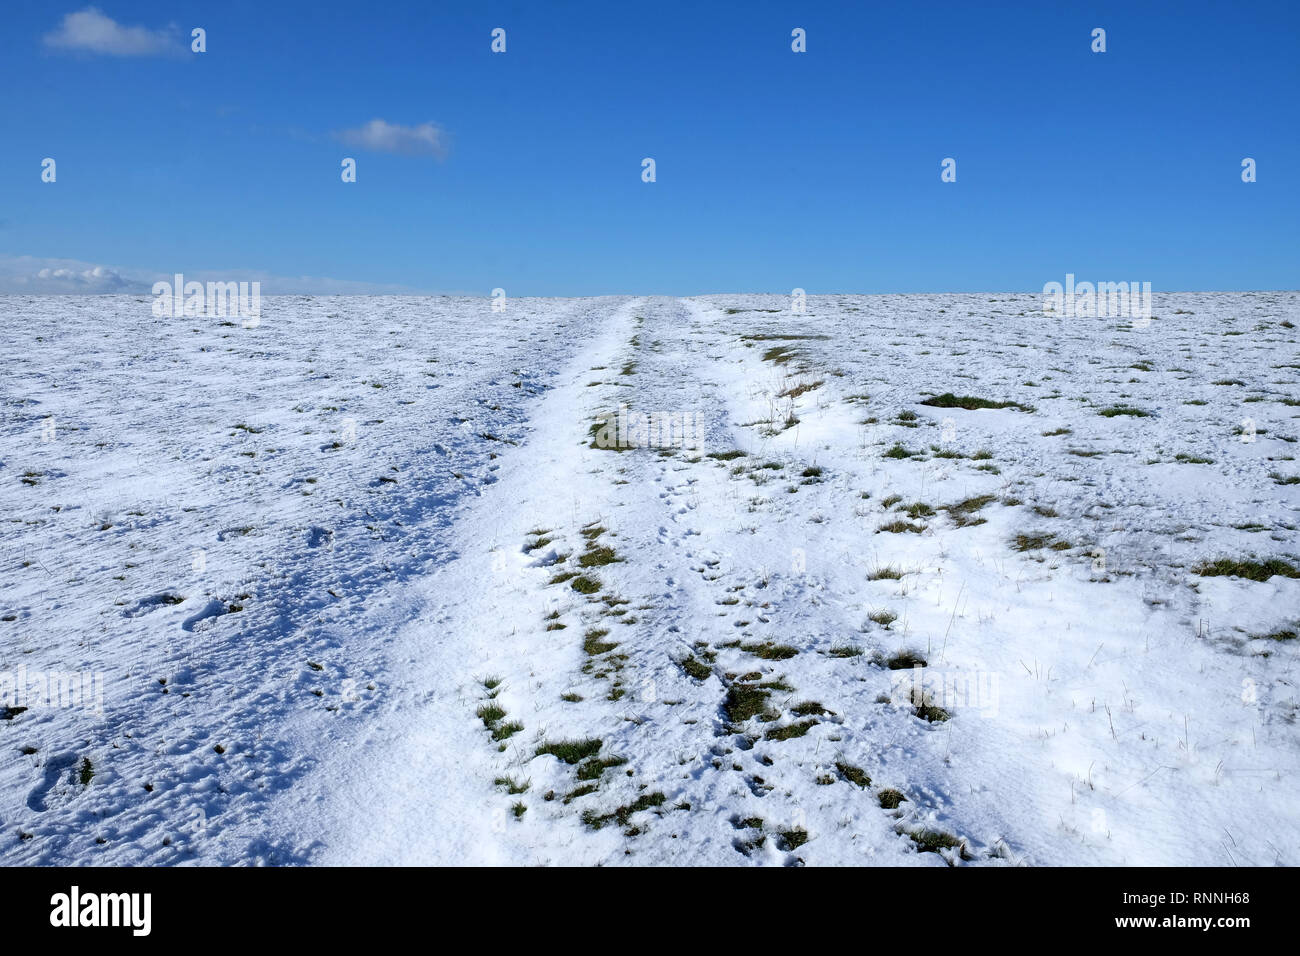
[43,7,183,57]
[335,119,449,159]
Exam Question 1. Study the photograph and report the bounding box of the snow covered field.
[2,291,1298,866]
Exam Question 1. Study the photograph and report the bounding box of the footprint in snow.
[181,599,230,633]
[27,752,79,813]
[122,593,186,618]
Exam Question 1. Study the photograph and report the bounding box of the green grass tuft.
[535,738,604,764]
[921,393,1026,411]
[1193,558,1299,581]
[724,684,773,723]
[835,761,871,788]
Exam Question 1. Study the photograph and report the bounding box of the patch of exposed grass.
[740,641,799,660]
[578,546,621,568]
[828,644,864,658]
[1015,532,1062,552]
[765,719,817,741]
[563,783,599,804]
[581,792,667,830]
[883,443,916,460]
[908,828,969,859]
[912,694,951,723]
[761,345,798,365]
[1098,405,1152,417]
[576,755,629,781]
[878,519,925,534]
[867,563,904,580]
[740,332,827,340]
[724,684,773,723]
[878,789,907,809]
[535,738,604,764]
[583,628,618,655]
[791,701,827,716]
[868,608,898,628]
[835,761,871,788]
[1193,558,1300,581]
[570,575,601,594]
[921,393,1027,411]
[680,655,712,680]
[494,776,529,794]
[945,493,996,527]
[886,650,926,669]
[777,827,810,851]
[492,721,523,742]
[780,379,825,400]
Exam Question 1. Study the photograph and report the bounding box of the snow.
[2,291,1298,865]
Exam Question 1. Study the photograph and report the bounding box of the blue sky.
[2,0,1297,295]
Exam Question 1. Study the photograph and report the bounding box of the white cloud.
[0,257,147,293]
[0,255,442,296]
[38,265,135,290]
[336,119,449,159]
[44,7,182,57]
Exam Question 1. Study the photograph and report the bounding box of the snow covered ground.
[2,291,1298,866]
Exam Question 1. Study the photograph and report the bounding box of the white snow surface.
[2,291,1298,866]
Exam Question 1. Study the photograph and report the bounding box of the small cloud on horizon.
[335,119,449,159]
[43,7,184,58]
[0,257,144,293]
[0,255,447,296]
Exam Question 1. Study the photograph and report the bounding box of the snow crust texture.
[2,292,1298,866]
